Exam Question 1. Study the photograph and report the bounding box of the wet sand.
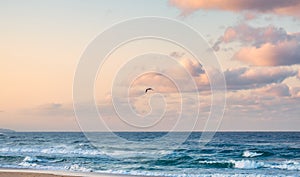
[0,171,78,177]
[0,169,138,177]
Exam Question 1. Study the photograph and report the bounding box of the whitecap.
[230,160,263,169]
[18,157,40,168]
[65,164,93,172]
[242,150,263,158]
[23,156,42,163]
[266,160,300,171]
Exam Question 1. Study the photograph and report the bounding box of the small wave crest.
[0,145,105,157]
[199,159,300,170]
[198,160,262,169]
[242,150,263,158]
[18,156,66,167]
[231,160,263,169]
[265,160,300,171]
[23,156,42,163]
[65,164,93,172]
[18,156,41,168]
[97,169,279,177]
[199,160,262,169]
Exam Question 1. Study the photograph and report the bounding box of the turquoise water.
[0,132,299,176]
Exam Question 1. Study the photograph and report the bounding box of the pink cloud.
[254,83,291,97]
[297,70,300,80]
[214,23,300,66]
[234,40,300,66]
[178,58,204,76]
[131,63,298,93]
[243,11,257,20]
[223,27,237,43]
[175,58,209,90]
[130,56,298,93]
[169,0,300,17]
[128,58,209,94]
[291,87,300,97]
[214,24,293,49]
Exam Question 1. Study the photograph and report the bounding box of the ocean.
[0,132,299,177]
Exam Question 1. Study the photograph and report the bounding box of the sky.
[1,0,300,131]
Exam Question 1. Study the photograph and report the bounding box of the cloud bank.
[254,83,291,97]
[170,0,300,17]
[129,56,298,92]
[224,67,297,90]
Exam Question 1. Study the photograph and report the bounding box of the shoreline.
[0,168,142,177]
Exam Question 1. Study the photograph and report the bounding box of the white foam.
[230,160,263,169]
[211,174,276,177]
[242,150,263,158]
[0,147,37,153]
[23,156,42,163]
[98,169,279,177]
[230,159,300,171]
[0,145,106,158]
[40,146,103,156]
[18,161,39,168]
[266,160,300,171]
[65,164,93,172]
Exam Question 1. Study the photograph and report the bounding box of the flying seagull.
[145,88,154,93]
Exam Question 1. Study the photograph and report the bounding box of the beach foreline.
[0,168,146,177]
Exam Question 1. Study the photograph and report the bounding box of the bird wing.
[145,88,153,93]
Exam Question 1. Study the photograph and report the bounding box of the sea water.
[0,132,299,177]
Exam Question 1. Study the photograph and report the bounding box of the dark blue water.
[0,132,299,176]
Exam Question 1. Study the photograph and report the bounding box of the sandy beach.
[0,170,78,177]
[0,171,77,177]
[0,169,136,177]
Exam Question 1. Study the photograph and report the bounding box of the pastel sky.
[1,0,300,131]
